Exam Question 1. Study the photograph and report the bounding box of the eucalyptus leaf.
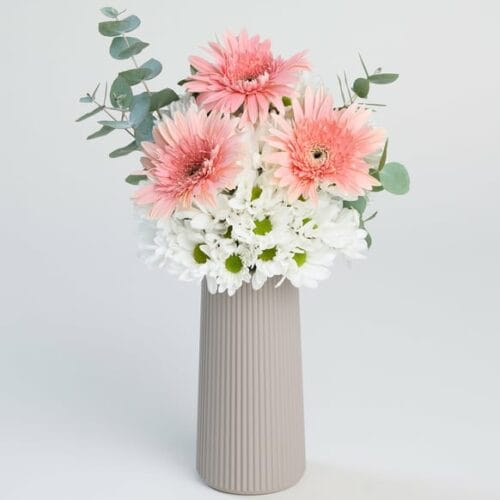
[79,95,93,103]
[379,162,410,194]
[100,7,119,18]
[98,15,141,36]
[110,75,132,109]
[75,106,104,122]
[344,196,367,215]
[109,141,139,158]
[140,58,162,79]
[352,77,369,98]
[98,120,130,129]
[149,88,179,111]
[125,174,148,185]
[134,113,154,143]
[119,68,152,85]
[368,73,399,84]
[129,92,151,126]
[366,232,372,248]
[378,139,388,170]
[109,36,149,60]
[87,125,114,139]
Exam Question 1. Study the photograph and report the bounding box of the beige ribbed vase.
[196,277,306,494]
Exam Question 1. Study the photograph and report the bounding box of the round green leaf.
[100,7,119,18]
[368,73,399,85]
[125,174,148,185]
[110,36,149,60]
[344,196,367,215]
[129,92,151,126]
[379,162,410,195]
[119,68,152,85]
[149,88,179,111]
[134,113,154,143]
[352,77,369,98]
[110,75,132,109]
[140,58,162,80]
[98,15,141,37]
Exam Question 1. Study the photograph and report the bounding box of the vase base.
[197,464,306,495]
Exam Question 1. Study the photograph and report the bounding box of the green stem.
[87,93,134,138]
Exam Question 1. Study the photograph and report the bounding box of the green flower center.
[193,244,209,264]
[293,251,307,267]
[258,247,277,261]
[251,186,262,201]
[225,254,243,273]
[253,216,272,235]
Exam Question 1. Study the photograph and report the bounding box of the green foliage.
[149,88,179,111]
[140,58,162,79]
[368,73,399,84]
[253,216,272,235]
[379,162,410,194]
[119,68,152,85]
[87,125,114,139]
[358,53,370,77]
[98,15,141,36]
[343,196,367,215]
[129,92,151,126]
[225,254,243,273]
[134,113,154,143]
[75,106,104,122]
[259,247,277,261]
[79,95,93,103]
[100,7,120,18]
[193,244,209,264]
[378,139,388,170]
[110,36,149,59]
[98,120,130,129]
[125,174,147,185]
[365,232,372,248]
[109,141,139,158]
[110,75,133,108]
[352,78,369,98]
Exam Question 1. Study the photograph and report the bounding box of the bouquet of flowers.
[77,7,409,295]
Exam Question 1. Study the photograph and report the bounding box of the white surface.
[1,0,499,498]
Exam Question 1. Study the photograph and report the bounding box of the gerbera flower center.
[310,147,329,164]
[226,50,273,84]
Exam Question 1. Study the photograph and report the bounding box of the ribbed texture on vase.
[196,277,305,495]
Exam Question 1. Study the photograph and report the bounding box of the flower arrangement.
[77,8,409,295]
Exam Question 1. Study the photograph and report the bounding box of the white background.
[1,0,499,498]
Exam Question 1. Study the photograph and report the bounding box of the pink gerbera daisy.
[185,30,309,124]
[134,107,241,218]
[266,87,385,201]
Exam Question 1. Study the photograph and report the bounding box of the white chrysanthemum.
[135,115,371,295]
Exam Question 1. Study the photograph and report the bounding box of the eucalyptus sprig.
[336,54,398,108]
[76,7,179,177]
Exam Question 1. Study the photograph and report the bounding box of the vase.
[196,276,305,494]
